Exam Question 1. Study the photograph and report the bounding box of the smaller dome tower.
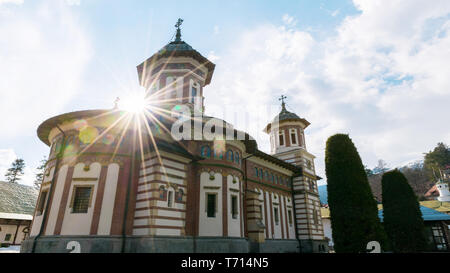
[264,95,310,155]
[136,18,215,114]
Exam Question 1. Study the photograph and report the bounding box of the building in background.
[0,181,37,247]
[21,21,327,253]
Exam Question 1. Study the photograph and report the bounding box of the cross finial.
[174,18,184,42]
[279,95,287,110]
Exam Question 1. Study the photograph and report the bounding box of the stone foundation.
[21,236,327,253]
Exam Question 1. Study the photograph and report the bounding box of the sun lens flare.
[121,93,148,113]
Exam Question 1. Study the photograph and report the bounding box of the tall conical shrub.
[381,169,427,252]
[325,134,387,252]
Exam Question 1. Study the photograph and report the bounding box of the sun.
[120,93,148,113]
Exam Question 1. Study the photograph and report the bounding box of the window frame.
[231,195,238,219]
[278,130,285,146]
[70,185,95,214]
[274,206,280,225]
[206,192,218,218]
[290,128,298,146]
[167,189,174,208]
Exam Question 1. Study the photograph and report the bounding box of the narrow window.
[231,195,238,219]
[279,131,285,146]
[259,205,263,219]
[4,234,11,242]
[191,85,197,103]
[207,194,216,218]
[37,190,48,215]
[235,152,240,164]
[274,207,279,225]
[72,186,92,214]
[168,190,173,208]
[255,167,259,177]
[288,210,293,226]
[290,129,297,145]
[259,169,263,179]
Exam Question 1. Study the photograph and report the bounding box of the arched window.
[201,146,211,158]
[191,81,199,104]
[255,167,259,177]
[259,169,263,179]
[235,152,240,164]
[226,149,234,162]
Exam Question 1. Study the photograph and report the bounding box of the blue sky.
[1,0,449,186]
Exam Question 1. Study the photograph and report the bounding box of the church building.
[21,21,327,253]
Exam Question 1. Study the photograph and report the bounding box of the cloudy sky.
[0,0,449,186]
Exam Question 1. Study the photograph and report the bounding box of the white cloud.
[282,14,297,27]
[0,1,92,138]
[206,0,450,185]
[207,51,221,62]
[0,0,23,5]
[65,0,80,6]
[0,149,17,182]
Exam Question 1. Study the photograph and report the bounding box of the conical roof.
[264,102,310,132]
[271,103,302,123]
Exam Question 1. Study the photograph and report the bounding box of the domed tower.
[264,95,316,174]
[264,95,326,251]
[137,19,215,114]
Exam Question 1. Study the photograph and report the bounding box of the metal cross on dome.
[175,18,184,30]
[279,95,287,110]
[174,18,184,42]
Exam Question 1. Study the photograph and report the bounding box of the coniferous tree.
[381,170,427,252]
[424,142,450,179]
[34,156,47,190]
[5,158,25,183]
[325,134,387,252]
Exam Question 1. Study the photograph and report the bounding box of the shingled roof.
[0,181,38,215]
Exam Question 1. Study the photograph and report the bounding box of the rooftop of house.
[321,203,450,222]
[0,212,33,221]
[0,181,38,216]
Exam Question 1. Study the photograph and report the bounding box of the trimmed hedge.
[325,134,387,252]
[381,170,427,252]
